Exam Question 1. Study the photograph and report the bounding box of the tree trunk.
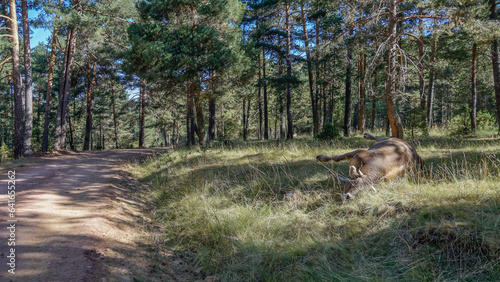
[242,99,247,140]
[54,28,77,150]
[68,102,74,150]
[42,3,61,152]
[208,97,216,143]
[358,54,366,133]
[194,90,205,145]
[301,4,318,136]
[139,83,146,147]
[343,33,353,137]
[426,23,437,130]
[111,84,119,149]
[83,62,97,151]
[263,49,269,140]
[418,8,426,110]
[471,43,478,135]
[385,0,404,139]
[162,124,168,147]
[285,1,293,140]
[371,73,377,131]
[257,53,262,139]
[490,0,500,135]
[315,17,321,129]
[21,0,32,156]
[9,0,24,158]
[186,84,193,146]
[220,102,225,139]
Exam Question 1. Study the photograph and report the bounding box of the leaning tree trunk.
[54,28,77,150]
[9,0,23,158]
[42,0,62,152]
[21,0,32,156]
[301,4,319,136]
[83,62,97,151]
[490,0,500,135]
[54,1,80,150]
[471,43,478,135]
[385,0,404,139]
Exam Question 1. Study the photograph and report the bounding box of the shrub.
[0,142,12,162]
[315,122,340,140]
[448,110,495,136]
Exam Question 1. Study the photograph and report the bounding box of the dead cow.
[317,133,424,199]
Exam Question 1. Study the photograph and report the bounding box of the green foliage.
[315,122,339,140]
[448,110,496,136]
[0,142,11,162]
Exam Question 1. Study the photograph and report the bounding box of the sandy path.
[0,148,168,281]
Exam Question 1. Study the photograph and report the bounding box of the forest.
[2,1,500,281]
[0,0,499,159]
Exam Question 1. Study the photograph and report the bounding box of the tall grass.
[129,133,500,281]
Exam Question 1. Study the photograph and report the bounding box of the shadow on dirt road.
[0,148,168,281]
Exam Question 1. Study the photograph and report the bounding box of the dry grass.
[129,132,500,281]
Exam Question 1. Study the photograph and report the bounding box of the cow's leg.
[363,133,388,142]
[317,150,365,162]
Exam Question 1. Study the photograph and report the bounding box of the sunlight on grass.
[129,132,500,281]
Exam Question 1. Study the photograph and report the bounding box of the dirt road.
[0,148,167,281]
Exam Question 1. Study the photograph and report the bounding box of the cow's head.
[338,166,373,199]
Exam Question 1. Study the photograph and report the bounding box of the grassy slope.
[129,132,500,281]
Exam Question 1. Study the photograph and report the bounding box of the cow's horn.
[337,175,350,182]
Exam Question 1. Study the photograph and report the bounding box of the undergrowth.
[128,132,500,281]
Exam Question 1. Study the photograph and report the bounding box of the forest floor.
[0,148,173,281]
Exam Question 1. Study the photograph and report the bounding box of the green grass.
[129,131,500,281]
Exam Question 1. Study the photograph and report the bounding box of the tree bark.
[111,83,119,149]
[418,8,426,110]
[83,62,97,151]
[344,33,353,137]
[9,0,24,158]
[263,49,269,140]
[426,23,437,130]
[54,28,77,150]
[42,0,62,152]
[139,83,146,147]
[194,88,205,145]
[21,0,32,156]
[242,99,247,140]
[208,97,216,143]
[301,4,318,136]
[186,84,193,146]
[471,43,478,135]
[285,1,293,140]
[257,53,262,139]
[490,0,500,135]
[385,0,404,139]
[358,54,366,133]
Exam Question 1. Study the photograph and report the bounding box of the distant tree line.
[0,0,499,159]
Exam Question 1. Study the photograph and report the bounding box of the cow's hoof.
[317,155,329,162]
